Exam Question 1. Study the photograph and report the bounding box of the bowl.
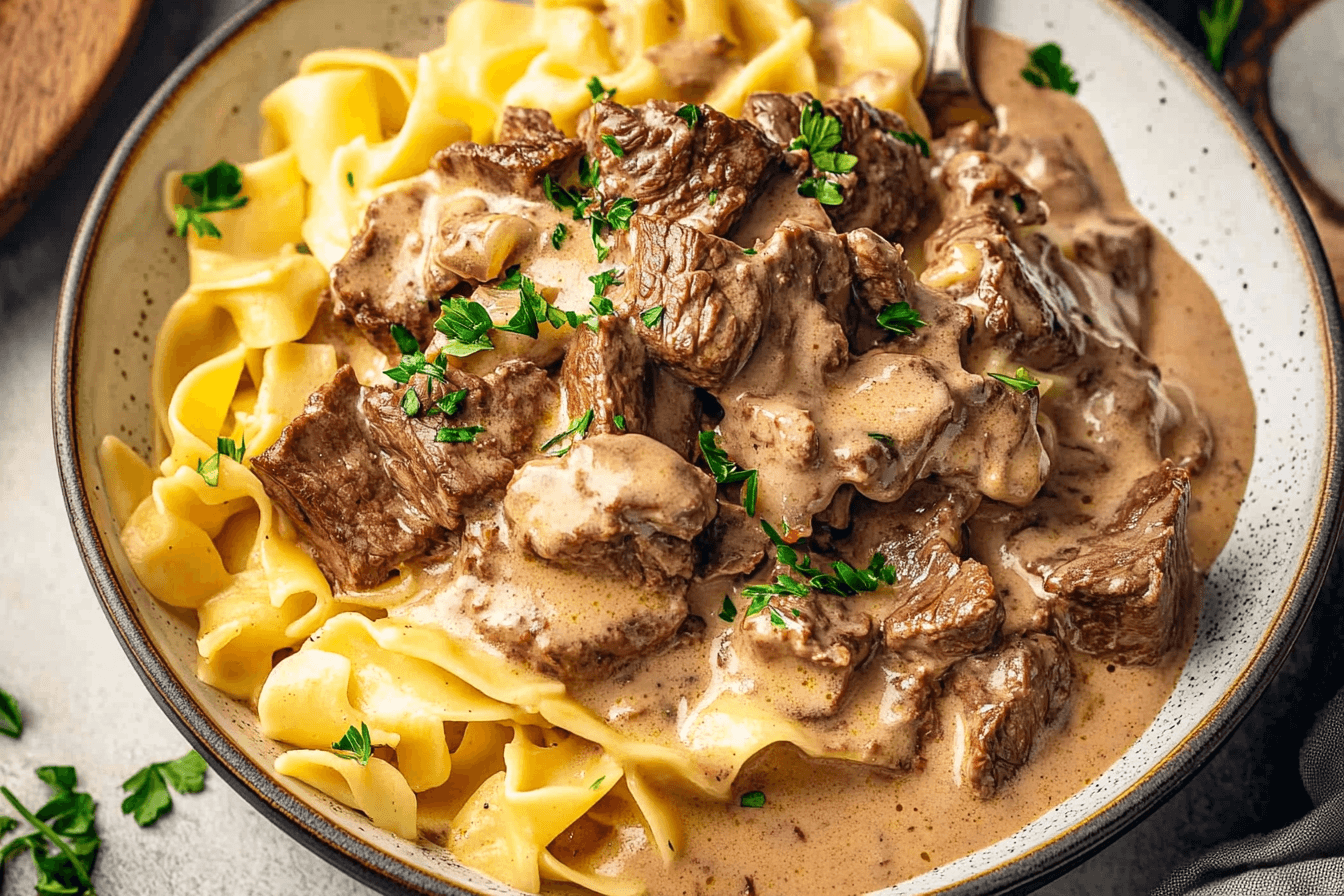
[53,0,1344,894]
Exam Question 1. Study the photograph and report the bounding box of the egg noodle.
[99,1,925,891]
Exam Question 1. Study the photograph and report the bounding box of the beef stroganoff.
[97,1,1255,894]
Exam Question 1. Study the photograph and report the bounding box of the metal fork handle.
[922,0,995,135]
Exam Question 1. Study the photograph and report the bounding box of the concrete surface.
[2,1,1341,894]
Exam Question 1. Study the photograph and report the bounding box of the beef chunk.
[251,367,446,589]
[1072,218,1153,301]
[946,633,1073,798]
[644,37,733,97]
[329,181,450,351]
[741,93,929,239]
[643,367,702,461]
[731,591,878,718]
[623,215,770,389]
[496,106,566,144]
[456,525,689,682]
[579,99,781,236]
[696,502,769,580]
[365,360,552,531]
[559,316,647,435]
[845,228,916,315]
[1031,462,1196,665]
[433,126,582,198]
[503,433,718,590]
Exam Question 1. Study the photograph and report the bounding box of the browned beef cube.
[1072,218,1153,301]
[946,633,1073,798]
[364,360,552,532]
[1034,461,1196,665]
[644,37,733,96]
[623,215,769,389]
[559,316,647,435]
[432,128,582,199]
[643,366,702,462]
[741,92,930,239]
[502,433,719,591]
[251,367,447,590]
[496,106,566,144]
[578,99,781,236]
[845,227,916,314]
[329,181,450,351]
[696,502,769,581]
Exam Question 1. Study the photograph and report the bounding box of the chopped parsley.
[331,723,374,766]
[988,367,1041,393]
[676,104,701,128]
[435,297,497,356]
[698,431,758,516]
[400,388,422,417]
[579,155,601,190]
[551,223,568,250]
[600,134,625,158]
[744,520,897,606]
[589,776,606,791]
[589,196,638,262]
[541,409,595,455]
[613,414,626,431]
[868,432,894,445]
[295,242,312,255]
[589,268,622,297]
[742,247,757,255]
[173,161,248,239]
[0,688,21,738]
[707,189,719,205]
[346,170,355,188]
[1011,193,1026,214]
[120,752,208,828]
[876,301,927,336]
[888,129,930,158]
[740,790,766,809]
[433,389,468,417]
[436,425,486,444]
[586,76,616,103]
[385,323,453,414]
[718,596,737,623]
[1021,43,1079,95]
[1200,0,1242,71]
[790,99,857,206]
[195,436,244,488]
[1,767,99,896]
[640,305,665,328]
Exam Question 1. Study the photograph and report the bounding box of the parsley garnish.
[740,790,766,809]
[346,171,355,188]
[589,269,622,297]
[551,223,568,250]
[718,596,737,623]
[698,431,758,516]
[400,389,422,417]
[589,196,637,262]
[1021,43,1079,94]
[331,723,375,765]
[868,432,893,445]
[0,688,20,738]
[1200,0,1242,71]
[586,76,616,103]
[1011,193,1026,214]
[579,155,600,190]
[541,409,594,455]
[988,367,1041,393]
[888,129,930,158]
[195,436,244,487]
[173,161,248,239]
[790,100,857,206]
[876,301,927,336]
[600,134,626,158]
[640,306,665,328]
[742,247,757,255]
[295,242,311,255]
[744,520,897,605]
[589,776,606,791]
[1,767,99,896]
[613,414,626,431]
[436,425,486,444]
[676,104,701,128]
[434,297,497,356]
[708,189,719,205]
[433,389,468,417]
[385,323,454,416]
[120,752,207,828]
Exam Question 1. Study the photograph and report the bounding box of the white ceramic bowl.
[53,1,1343,894]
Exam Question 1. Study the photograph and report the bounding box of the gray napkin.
[1152,686,1344,895]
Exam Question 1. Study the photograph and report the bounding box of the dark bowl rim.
[50,1,1344,895]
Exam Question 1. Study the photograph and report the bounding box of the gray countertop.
[2,2,1341,894]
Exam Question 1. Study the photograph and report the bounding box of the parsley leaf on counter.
[888,129,930,158]
[173,161,249,239]
[698,431,758,516]
[1,767,100,896]
[0,688,21,738]
[541,410,595,455]
[120,752,207,828]
[676,104,701,128]
[876,301,927,336]
[586,76,617,103]
[331,723,375,766]
[988,366,1041,393]
[640,305,665,328]
[1021,43,1079,95]
[436,425,486,444]
[551,223,568,250]
[600,134,626,158]
[718,596,737,623]
[1200,0,1242,71]
[740,790,766,808]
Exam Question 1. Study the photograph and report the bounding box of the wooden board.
[0,0,152,239]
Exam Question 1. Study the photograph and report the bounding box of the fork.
[922,0,997,136]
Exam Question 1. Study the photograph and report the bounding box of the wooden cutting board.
[0,0,152,240]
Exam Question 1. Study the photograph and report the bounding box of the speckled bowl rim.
[51,1,1343,895]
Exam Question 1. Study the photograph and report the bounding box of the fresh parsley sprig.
[1200,0,1242,71]
[541,409,595,456]
[331,723,375,766]
[586,76,616,103]
[988,366,1041,393]
[0,687,21,738]
[551,223,568,250]
[173,161,249,239]
[790,100,857,207]
[698,431,758,516]
[589,196,638,263]
[434,297,497,356]
[436,425,486,444]
[876,301,926,336]
[120,752,208,828]
[718,596,737,623]
[600,134,626,158]
[195,436,245,488]
[676,104,701,128]
[1021,43,1079,95]
[888,129,930,158]
[740,790,766,808]
[742,520,898,615]
[1,767,99,896]
[640,306,665,328]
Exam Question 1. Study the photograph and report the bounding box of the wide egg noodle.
[274,751,420,840]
